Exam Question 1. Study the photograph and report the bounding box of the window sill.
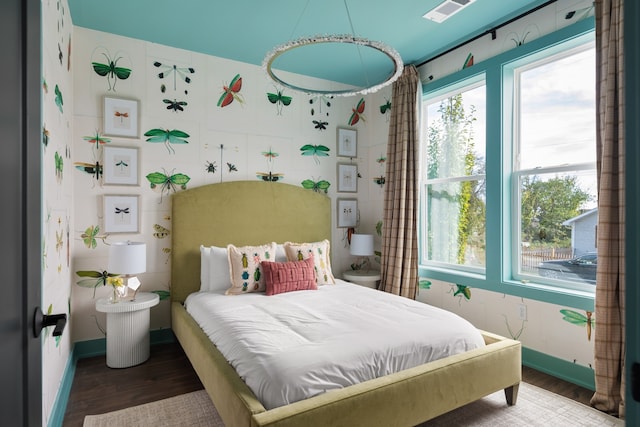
[419,266,595,311]
[501,279,595,311]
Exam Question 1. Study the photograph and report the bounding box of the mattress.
[184,280,485,410]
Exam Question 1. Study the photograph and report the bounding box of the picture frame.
[103,96,139,138]
[337,198,358,228]
[103,195,140,233]
[337,127,357,157]
[337,163,358,193]
[103,146,139,186]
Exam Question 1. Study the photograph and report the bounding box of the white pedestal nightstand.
[342,270,381,289]
[95,292,160,368]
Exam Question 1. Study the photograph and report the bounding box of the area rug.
[419,382,622,427]
[83,382,623,427]
[82,389,223,427]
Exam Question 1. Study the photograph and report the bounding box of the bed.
[170,181,521,427]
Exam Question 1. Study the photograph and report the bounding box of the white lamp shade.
[350,234,374,256]
[108,241,146,275]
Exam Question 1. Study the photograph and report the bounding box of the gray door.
[626,1,640,424]
[0,0,42,425]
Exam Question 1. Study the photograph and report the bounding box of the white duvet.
[184,280,485,410]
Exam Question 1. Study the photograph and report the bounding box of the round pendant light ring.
[263,35,404,97]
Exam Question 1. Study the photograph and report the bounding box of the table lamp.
[108,241,146,300]
[350,234,374,272]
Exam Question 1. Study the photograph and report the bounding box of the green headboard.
[170,181,331,303]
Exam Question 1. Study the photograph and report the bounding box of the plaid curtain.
[591,0,626,418]
[379,65,420,299]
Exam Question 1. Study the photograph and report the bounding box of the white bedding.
[184,280,485,410]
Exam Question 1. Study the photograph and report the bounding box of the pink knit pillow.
[261,257,317,296]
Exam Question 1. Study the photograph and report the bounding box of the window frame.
[418,19,596,311]
[511,38,597,293]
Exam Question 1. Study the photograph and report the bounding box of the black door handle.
[33,307,67,338]
[633,362,640,402]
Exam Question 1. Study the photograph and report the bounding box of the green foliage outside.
[426,93,485,265]
[520,175,591,246]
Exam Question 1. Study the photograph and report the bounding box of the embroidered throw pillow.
[283,239,335,285]
[226,242,277,295]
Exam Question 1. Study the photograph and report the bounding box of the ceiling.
[67,0,550,90]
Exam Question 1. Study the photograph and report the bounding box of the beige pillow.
[226,242,277,295]
[283,239,335,285]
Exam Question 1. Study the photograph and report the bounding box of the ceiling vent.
[423,0,475,23]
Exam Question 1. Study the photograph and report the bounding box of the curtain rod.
[416,0,558,68]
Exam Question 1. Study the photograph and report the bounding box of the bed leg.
[504,383,520,406]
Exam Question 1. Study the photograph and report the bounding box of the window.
[421,82,486,272]
[419,23,596,300]
[513,43,597,291]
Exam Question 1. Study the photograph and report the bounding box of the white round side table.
[342,270,381,289]
[95,292,160,368]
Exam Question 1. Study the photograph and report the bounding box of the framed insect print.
[337,198,358,228]
[337,163,358,193]
[103,146,139,185]
[103,195,140,233]
[337,127,357,157]
[103,96,139,138]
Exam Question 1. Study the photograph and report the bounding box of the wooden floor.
[63,342,203,427]
[63,341,595,426]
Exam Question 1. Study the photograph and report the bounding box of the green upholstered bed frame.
[170,181,522,427]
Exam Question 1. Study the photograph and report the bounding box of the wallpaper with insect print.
[416,280,595,373]
[42,0,74,425]
[62,0,597,400]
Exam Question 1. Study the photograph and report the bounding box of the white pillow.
[200,245,212,292]
[200,245,233,292]
[275,243,287,262]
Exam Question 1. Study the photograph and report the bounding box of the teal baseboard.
[47,349,77,427]
[48,328,176,427]
[522,346,595,391]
